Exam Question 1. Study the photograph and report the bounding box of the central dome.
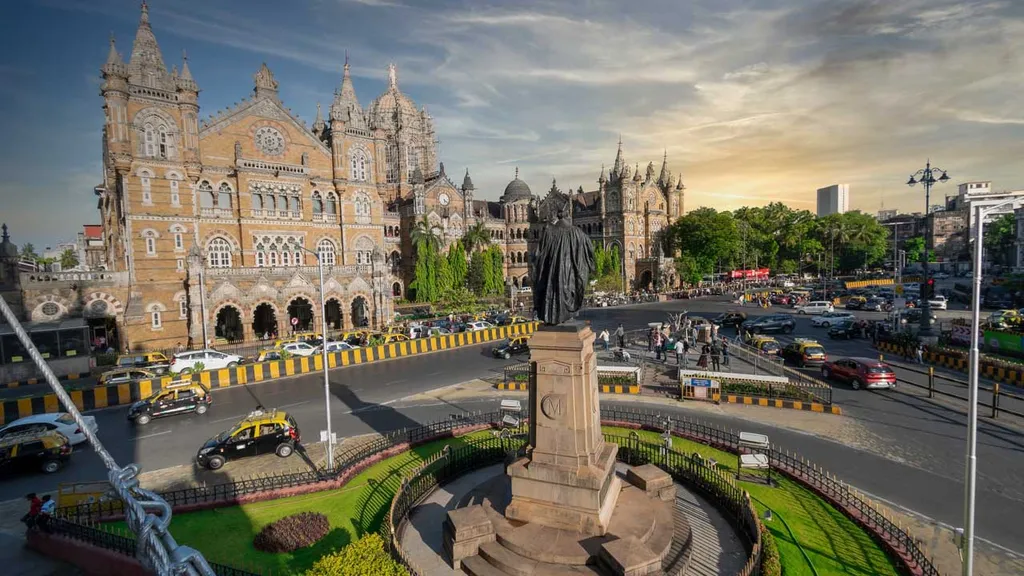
[502,168,532,201]
[368,64,421,132]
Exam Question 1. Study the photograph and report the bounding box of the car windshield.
[215,429,233,443]
[56,413,75,425]
[804,346,826,356]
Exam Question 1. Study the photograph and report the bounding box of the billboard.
[984,330,1024,354]
[729,268,770,280]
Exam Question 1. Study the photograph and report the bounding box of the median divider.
[0,323,539,425]
[713,394,843,415]
[2,371,89,389]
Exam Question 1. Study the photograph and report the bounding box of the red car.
[821,357,896,390]
[771,294,793,305]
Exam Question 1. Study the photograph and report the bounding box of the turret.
[658,150,671,190]
[462,168,475,222]
[312,102,326,138]
[611,136,625,180]
[128,2,173,91]
[101,35,131,157]
[176,51,200,162]
[253,62,279,100]
[331,57,366,130]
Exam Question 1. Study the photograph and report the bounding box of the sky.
[1,0,1023,249]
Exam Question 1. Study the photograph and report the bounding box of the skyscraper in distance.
[817,184,850,217]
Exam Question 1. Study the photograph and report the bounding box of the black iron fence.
[49,407,936,576]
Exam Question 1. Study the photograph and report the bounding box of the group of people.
[21,492,56,533]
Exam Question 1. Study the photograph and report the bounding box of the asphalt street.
[3,296,1023,555]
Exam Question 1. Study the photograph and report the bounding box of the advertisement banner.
[984,330,1024,354]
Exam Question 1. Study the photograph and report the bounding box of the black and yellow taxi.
[127,380,212,425]
[196,409,300,470]
[115,352,171,375]
[492,335,531,359]
[0,429,72,475]
[273,332,320,347]
[781,338,828,367]
[99,367,157,386]
[749,335,781,356]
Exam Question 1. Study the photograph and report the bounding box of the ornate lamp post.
[906,161,950,337]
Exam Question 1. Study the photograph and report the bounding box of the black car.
[713,312,747,328]
[196,409,300,470]
[828,320,858,339]
[741,314,796,334]
[492,336,530,359]
[899,308,938,326]
[0,430,72,475]
[128,381,212,425]
[861,297,887,312]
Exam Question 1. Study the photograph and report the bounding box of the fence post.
[927,366,934,399]
[992,383,1000,419]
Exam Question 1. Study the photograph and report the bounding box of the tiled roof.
[472,200,502,220]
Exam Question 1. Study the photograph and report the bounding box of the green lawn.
[605,427,900,576]
[110,432,490,575]
[103,427,900,576]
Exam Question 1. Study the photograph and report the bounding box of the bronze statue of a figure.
[532,205,596,325]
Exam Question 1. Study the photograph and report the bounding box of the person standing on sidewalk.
[721,337,730,367]
[710,340,722,372]
[916,342,925,364]
[654,330,664,361]
[599,328,610,350]
[21,493,41,531]
[675,338,687,368]
[616,323,625,348]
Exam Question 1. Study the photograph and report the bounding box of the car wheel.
[180,368,192,375]
[851,379,862,391]
[40,459,62,474]
[821,321,830,328]
[503,352,511,360]
[206,455,225,470]
[227,362,238,369]
[135,413,151,426]
[799,310,807,315]
[783,325,793,334]
[276,443,294,458]
[195,404,208,415]
[821,367,831,380]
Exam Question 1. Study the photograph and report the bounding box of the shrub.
[305,533,408,576]
[253,512,330,553]
[760,523,782,576]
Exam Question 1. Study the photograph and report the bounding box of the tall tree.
[984,213,1016,267]
[468,249,487,295]
[410,216,442,302]
[462,221,491,254]
[447,241,468,289]
[19,243,36,260]
[436,251,453,295]
[903,237,925,266]
[669,208,741,280]
[60,248,79,270]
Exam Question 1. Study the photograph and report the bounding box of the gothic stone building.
[15,4,686,352]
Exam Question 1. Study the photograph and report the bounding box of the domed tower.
[369,64,436,186]
[500,168,533,288]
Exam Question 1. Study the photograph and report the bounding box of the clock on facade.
[439,193,450,206]
[254,126,285,156]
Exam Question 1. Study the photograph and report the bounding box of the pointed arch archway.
[252,302,279,339]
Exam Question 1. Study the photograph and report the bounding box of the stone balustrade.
[205,265,360,277]
[237,158,308,176]
[21,271,128,286]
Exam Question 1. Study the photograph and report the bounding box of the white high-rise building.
[816,184,850,217]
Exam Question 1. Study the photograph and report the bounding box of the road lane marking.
[384,379,407,386]
[211,414,245,423]
[131,430,171,440]
[280,400,311,409]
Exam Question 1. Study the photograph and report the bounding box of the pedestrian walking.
[722,337,730,367]
[599,329,610,350]
[648,328,655,352]
[615,324,625,348]
[675,338,687,368]
[21,493,41,532]
[654,331,663,361]
[916,343,925,364]
[710,341,722,371]
[38,495,55,533]
[697,344,710,369]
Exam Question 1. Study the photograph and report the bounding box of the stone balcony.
[21,270,128,287]
[250,209,303,220]
[200,207,234,219]
[205,264,378,277]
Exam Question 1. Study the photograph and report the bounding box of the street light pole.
[907,161,951,337]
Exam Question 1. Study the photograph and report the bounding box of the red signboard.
[729,268,770,280]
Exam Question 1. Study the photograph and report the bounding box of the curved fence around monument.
[43,408,937,576]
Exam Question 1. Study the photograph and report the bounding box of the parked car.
[0,430,72,475]
[795,301,834,315]
[740,314,796,335]
[811,311,856,328]
[115,352,171,375]
[315,341,359,354]
[128,381,212,425]
[0,412,98,446]
[196,409,300,470]
[821,357,896,390]
[99,367,157,386]
[170,349,242,374]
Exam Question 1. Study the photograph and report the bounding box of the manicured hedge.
[760,523,782,576]
[305,533,409,576]
[253,512,330,553]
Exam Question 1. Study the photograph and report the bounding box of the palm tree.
[410,215,441,252]
[60,248,79,270]
[462,221,491,254]
[19,243,37,261]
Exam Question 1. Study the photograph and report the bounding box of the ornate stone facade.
[15,4,686,351]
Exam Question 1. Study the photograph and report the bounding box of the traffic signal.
[925,278,935,300]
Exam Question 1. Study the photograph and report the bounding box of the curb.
[715,394,843,415]
[2,372,88,389]
[0,323,539,426]
[494,382,641,394]
[878,341,1024,387]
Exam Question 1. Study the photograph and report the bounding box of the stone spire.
[176,49,197,92]
[102,34,128,82]
[129,1,167,74]
[645,161,656,182]
[633,163,643,182]
[462,168,475,191]
[312,102,326,136]
[611,136,624,178]
[598,164,607,184]
[253,62,279,99]
[658,150,670,188]
[106,35,123,66]
[331,57,365,128]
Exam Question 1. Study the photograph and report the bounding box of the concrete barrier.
[0,323,539,425]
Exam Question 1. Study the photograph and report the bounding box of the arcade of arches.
[215,306,244,342]
[288,297,314,332]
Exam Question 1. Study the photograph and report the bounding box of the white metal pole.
[318,255,334,471]
[963,205,984,576]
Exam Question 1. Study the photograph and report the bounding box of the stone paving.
[398,463,748,576]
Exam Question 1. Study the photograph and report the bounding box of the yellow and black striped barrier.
[495,381,641,394]
[2,372,89,389]
[714,393,843,415]
[0,323,539,425]
[876,340,1024,386]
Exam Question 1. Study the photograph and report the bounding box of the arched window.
[158,126,169,158]
[253,193,263,211]
[312,192,323,215]
[354,193,371,223]
[255,243,266,267]
[282,250,291,266]
[266,194,276,211]
[218,183,233,209]
[140,173,152,204]
[207,237,232,268]
[151,309,162,329]
[144,124,156,157]
[294,249,303,265]
[199,181,214,208]
[317,239,336,266]
[350,151,368,181]
[269,250,278,267]
[289,196,300,214]
[169,178,180,206]
[326,192,338,215]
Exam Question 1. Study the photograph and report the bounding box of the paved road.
[4,297,1023,556]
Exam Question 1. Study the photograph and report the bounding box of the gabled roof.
[200,84,331,157]
[473,200,502,220]
[574,191,600,212]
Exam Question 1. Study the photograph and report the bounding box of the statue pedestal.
[505,323,621,536]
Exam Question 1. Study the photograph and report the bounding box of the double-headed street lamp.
[962,200,1015,576]
[906,161,951,337]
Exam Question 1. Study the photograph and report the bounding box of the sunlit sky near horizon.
[1,0,1023,249]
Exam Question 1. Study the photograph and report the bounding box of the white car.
[812,311,855,327]
[933,272,950,280]
[316,341,359,354]
[795,301,835,315]
[280,341,317,357]
[928,295,948,310]
[170,349,242,374]
[0,413,98,446]
[466,321,495,331]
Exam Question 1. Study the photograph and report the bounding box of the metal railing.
[880,357,1024,421]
